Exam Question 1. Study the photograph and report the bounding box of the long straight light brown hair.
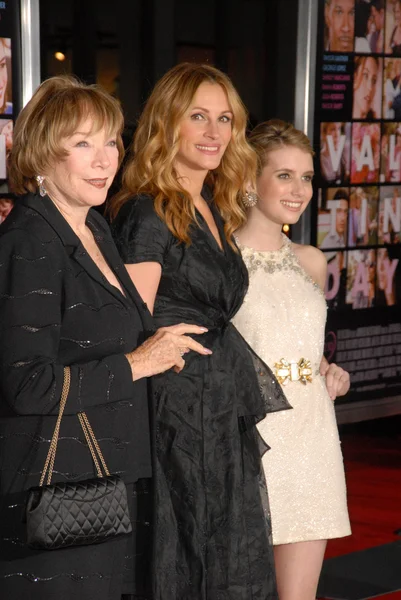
[109,63,257,246]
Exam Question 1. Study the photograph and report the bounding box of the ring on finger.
[179,348,187,357]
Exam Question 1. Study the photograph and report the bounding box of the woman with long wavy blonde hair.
[110,63,289,600]
[110,64,254,243]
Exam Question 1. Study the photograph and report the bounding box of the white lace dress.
[232,235,351,545]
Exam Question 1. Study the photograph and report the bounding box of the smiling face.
[43,118,119,211]
[174,82,233,179]
[325,0,355,51]
[253,146,314,226]
[354,57,378,118]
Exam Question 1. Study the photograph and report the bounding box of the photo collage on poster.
[318,0,401,311]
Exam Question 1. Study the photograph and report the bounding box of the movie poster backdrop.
[0,1,21,223]
[314,0,401,405]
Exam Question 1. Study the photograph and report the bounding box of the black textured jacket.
[0,193,153,599]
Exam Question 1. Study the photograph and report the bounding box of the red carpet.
[322,415,401,599]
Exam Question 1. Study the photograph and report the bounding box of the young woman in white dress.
[232,120,351,600]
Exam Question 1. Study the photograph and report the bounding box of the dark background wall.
[39,0,299,130]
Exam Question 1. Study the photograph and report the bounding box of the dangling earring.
[242,190,258,208]
[35,175,47,197]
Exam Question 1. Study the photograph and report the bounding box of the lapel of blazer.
[22,194,154,335]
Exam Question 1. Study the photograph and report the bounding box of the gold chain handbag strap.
[40,366,110,487]
[78,412,110,478]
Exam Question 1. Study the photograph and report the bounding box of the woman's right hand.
[125,323,212,380]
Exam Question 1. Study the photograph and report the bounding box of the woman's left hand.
[319,356,350,401]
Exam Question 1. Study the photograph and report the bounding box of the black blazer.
[0,194,155,598]
[0,193,154,500]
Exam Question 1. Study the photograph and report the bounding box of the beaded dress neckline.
[236,233,325,299]
[235,232,290,258]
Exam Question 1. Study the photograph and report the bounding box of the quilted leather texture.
[26,475,132,550]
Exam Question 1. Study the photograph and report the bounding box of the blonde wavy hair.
[9,75,124,195]
[248,119,314,174]
[109,63,257,246]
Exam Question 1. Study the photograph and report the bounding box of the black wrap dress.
[112,193,291,600]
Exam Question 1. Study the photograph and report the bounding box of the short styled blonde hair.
[9,75,124,195]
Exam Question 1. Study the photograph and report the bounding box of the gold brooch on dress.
[274,358,313,385]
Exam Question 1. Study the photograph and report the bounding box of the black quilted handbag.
[25,366,132,550]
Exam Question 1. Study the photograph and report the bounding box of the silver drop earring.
[242,190,258,208]
[35,175,47,197]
